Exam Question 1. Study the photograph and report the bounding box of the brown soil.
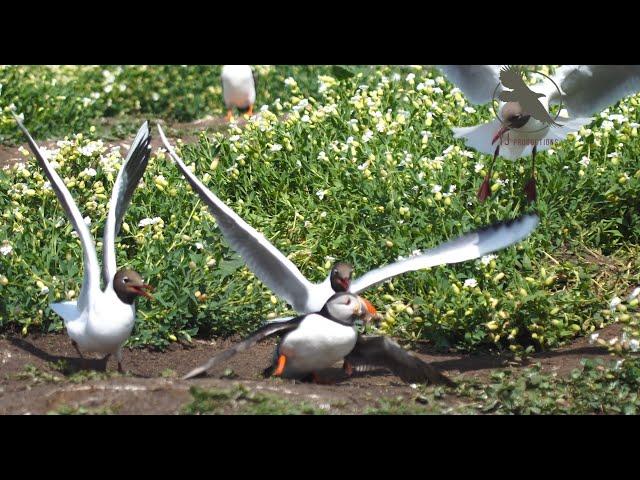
[0,115,242,170]
[0,323,624,415]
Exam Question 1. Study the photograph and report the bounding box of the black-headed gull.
[183,292,455,385]
[158,124,539,320]
[221,65,256,122]
[14,115,154,372]
[439,65,640,202]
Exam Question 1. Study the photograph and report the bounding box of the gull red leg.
[478,144,500,202]
[524,145,537,203]
[72,340,89,370]
[71,340,83,359]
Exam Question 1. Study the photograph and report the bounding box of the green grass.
[183,385,325,415]
[0,65,337,144]
[48,404,119,415]
[452,357,640,414]
[1,65,639,356]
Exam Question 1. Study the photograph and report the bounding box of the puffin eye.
[123,277,129,284]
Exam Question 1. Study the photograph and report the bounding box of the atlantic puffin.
[183,292,455,386]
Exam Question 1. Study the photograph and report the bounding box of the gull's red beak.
[132,283,154,300]
[492,124,510,145]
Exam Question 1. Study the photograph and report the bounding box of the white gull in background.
[438,65,640,202]
[221,65,256,122]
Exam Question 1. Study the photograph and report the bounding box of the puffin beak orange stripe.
[273,354,287,376]
[360,297,378,315]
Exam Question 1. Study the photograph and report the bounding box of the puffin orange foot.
[225,109,233,122]
[273,354,287,376]
[247,104,254,117]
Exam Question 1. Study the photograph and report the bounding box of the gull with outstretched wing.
[438,65,640,202]
[14,115,154,372]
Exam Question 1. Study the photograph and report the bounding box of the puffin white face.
[324,293,363,323]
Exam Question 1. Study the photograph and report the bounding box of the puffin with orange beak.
[183,292,455,386]
[14,115,154,372]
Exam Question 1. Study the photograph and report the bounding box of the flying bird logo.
[497,65,563,127]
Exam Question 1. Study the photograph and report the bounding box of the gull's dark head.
[492,102,532,144]
[501,102,531,129]
[330,262,354,292]
[113,269,154,304]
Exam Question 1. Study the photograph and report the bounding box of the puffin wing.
[544,65,640,117]
[182,316,304,379]
[351,213,539,294]
[102,121,152,286]
[13,113,101,308]
[345,335,455,386]
[158,125,316,311]
[438,65,504,104]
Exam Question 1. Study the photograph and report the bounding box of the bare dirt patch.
[0,323,624,414]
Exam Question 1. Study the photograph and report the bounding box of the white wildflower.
[0,242,13,256]
[138,217,163,227]
[480,254,497,266]
[464,278,478,288]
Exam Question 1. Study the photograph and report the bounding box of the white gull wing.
[453,116,594,161]
[453,118,514,157]
[102,121,152,286]
[350,214,539,295]
[13,114,101,310]
[157,124,316,312]
[438,65,504,104]
[542,65,640,117]
[50,301,82,327]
